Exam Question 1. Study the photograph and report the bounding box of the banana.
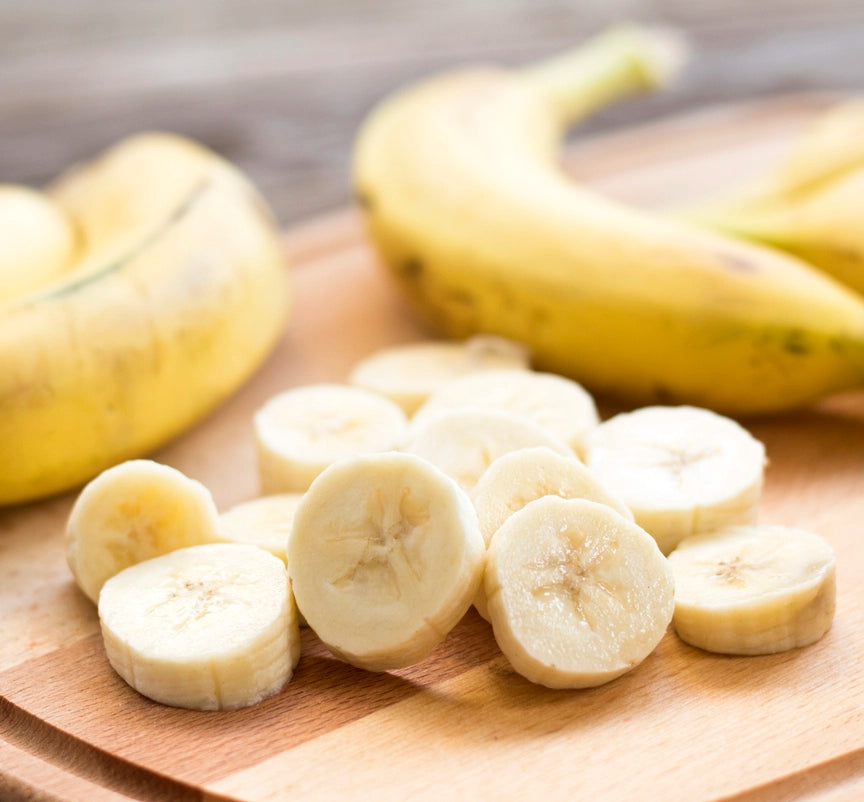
[584,405,766,555]
[66,459,221,603]
[404,407,573,493]
[667,524,836,655]
[0,133,289,506]
[352,26,864,414]
[254,384,409,493]
[287,451,484,671]
[470,445,633,620]
[349,335,530,415]
[99,542,300,710]
[485,496,674,689]
[0,185,80,304]
[216,493,305,563]
[411,368,599,458]
[686,99,864,295]
[471,445,633,546]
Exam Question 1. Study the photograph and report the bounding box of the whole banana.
[352,27,864,414]
[0,134,289,506]
[686,99,864,295]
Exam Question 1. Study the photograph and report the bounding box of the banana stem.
[522,25,689,128]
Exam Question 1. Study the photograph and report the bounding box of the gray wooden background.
[2,0,864,225]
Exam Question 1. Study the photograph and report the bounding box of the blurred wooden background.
[2,0,863,225]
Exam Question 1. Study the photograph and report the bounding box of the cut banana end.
[585,405,766,555]
[412,369,599,458]
[216,493,305,564]
[66,459,221,603]
[99,543,300,711]
[470,446,633,620]
[667,525,836,655]
[405,408,574,493]
[349,335,531,415]
[254,384,409,493]
[287,451,485,671]
[485,497,674,689]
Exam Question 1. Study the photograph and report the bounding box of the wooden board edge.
[0,697,237,802]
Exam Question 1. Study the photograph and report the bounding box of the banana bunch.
[0,133,289,506]
[352,26,864,414]
[687,99,864,295]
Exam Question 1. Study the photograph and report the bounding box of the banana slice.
[66,459,220,603]
[254,384,409,493]
[470,445,633,619]
[216,493,305,563]
[99,542,300,710]
[584,405,766,555]
[411,368,599,457]
[287,451,484,671]
[404,407,574,493]
[667,525,836,655]
[485,496,674,689]
[349,335,531,415]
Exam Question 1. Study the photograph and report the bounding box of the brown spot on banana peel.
[716,251,758,273]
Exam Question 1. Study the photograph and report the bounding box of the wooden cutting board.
[2,95,863,802]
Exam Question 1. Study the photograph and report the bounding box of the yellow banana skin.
[353,28,864,415]
[687,99,864,295]
[0,134,289,506]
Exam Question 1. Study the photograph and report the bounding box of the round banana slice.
[254,383,409,493]
[485,496,674,689]
[411,368,599,457]
[667,525,836,655]
[66,459,220,603]
[99,543,300,710]
[288,451,484,671]
[215,493,305,563]
[470,445,633,619]
[405,407,574,493]
[349,335,531,415]
[584,405,766,555]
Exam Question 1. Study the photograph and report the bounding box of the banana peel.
[0,133,290,506]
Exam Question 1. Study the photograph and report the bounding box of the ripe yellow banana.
[352,26,864,414]
[0,133,289,506]
[686,99,864,295]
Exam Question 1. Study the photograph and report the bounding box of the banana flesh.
[254,384,409,493]
[66,459,221,603]
[216,493,305,564]
[667,525,836,655]
[405,407,573,493]
[287,451,484,671]
[485,496,674,689]
[99,542,300,710]
[353,27,864,413]
[412,368,599,458]
[349,334,530,415]
[0,133,289,506]
[584,405,766,555]
[470,445,633,619]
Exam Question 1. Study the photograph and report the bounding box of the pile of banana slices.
[66,336,836,710]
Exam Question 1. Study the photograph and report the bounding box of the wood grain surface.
[2,0,864,224]
[1,97,864,801]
